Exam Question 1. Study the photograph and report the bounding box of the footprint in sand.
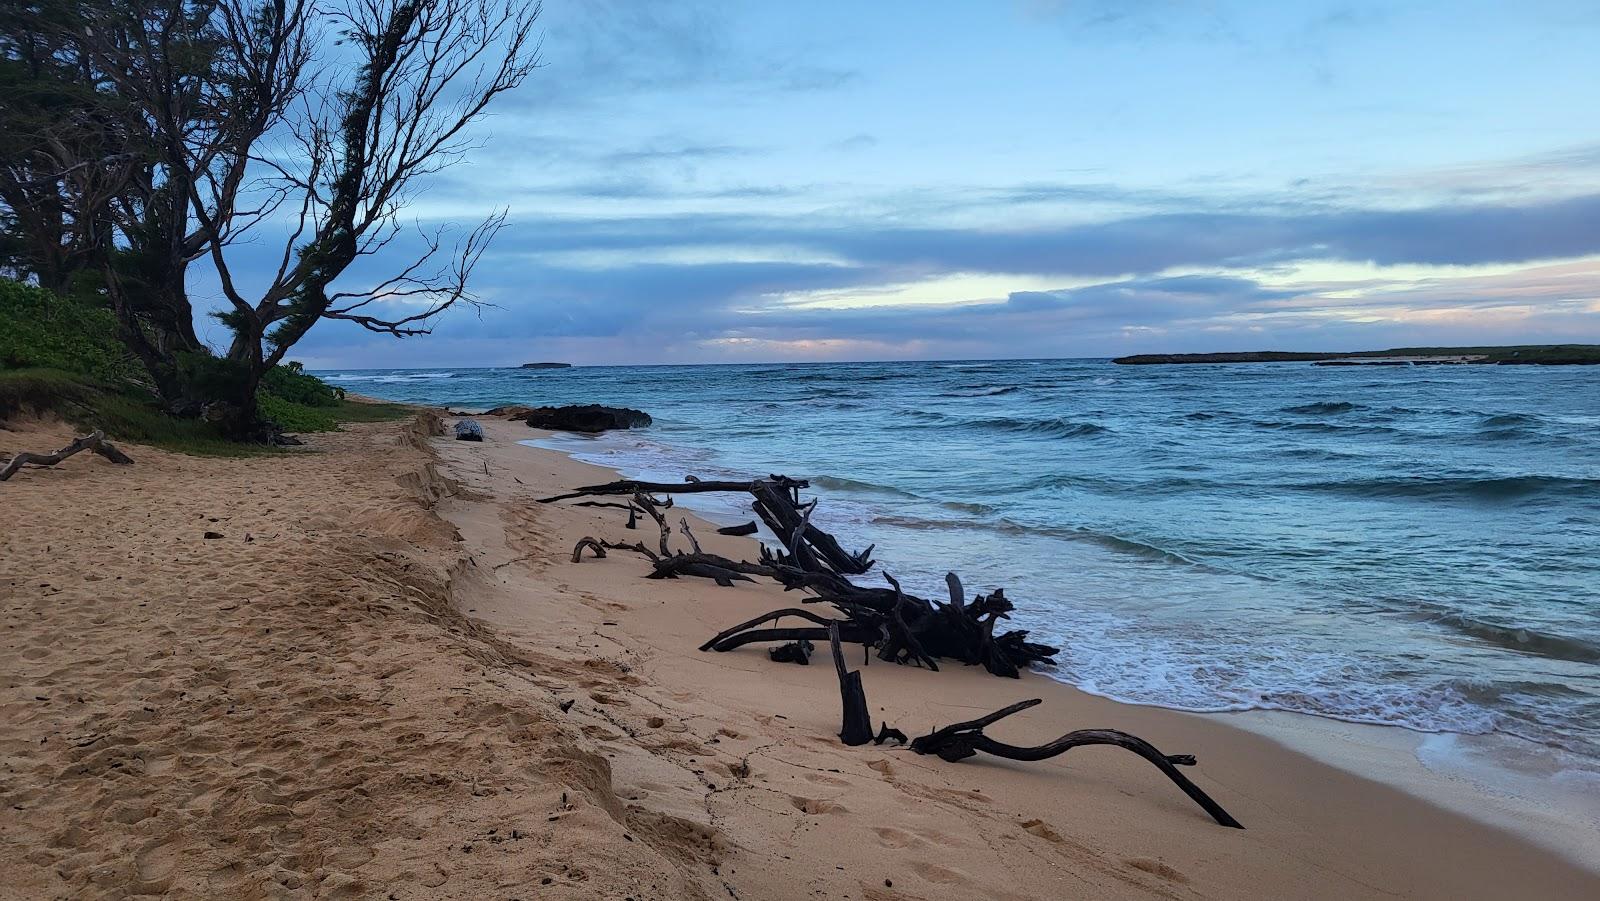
[1125,857,1191,884]
[788,795,847,815]
[1019,818,1065,844]
[908,860,971,886]
[872,826,927,850]
[802,771,851,787]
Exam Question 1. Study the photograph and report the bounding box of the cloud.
[271,185,1600,367]
[518,0,858,109]
[597,143,759,166]
[487,191,1600,277]
[829,134,878,152]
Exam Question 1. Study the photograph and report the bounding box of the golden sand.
[2,413,1594,899]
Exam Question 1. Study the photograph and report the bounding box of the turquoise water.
[322,360,1600,773]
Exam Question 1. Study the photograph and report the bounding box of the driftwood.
[541,476,807,502]
[716,521,759,537]
[550,470,1243,830]
[698,563,1056,678]
[831,623,873,746]
[571,537,607,562]
[768,639,814,664]
[0,430,133,481]
[549,474,1057,678]
[873,723,907,745]
[908,699,1243,828]
[542,476,873,575]
[698,607,875,651]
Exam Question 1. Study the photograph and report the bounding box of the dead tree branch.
[908,699,1243,828]
[0,431,134,481]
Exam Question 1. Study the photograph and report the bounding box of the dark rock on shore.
[523,404,651,433]
[482,405,538,419]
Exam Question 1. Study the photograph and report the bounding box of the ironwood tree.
[0,0,539,437]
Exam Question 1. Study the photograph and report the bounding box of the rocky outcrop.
[519,362,572,369]
[523,405,651,433]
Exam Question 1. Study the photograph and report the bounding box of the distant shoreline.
[1113,345,1600,365]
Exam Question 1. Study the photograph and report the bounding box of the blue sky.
[212,0,1600,366]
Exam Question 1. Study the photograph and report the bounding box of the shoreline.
[513,428,1600,869]
[4,411,1595,897]
[437,416,1600,895]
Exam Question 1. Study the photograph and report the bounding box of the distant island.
[519,362,573,369]
[1113,345,1600,366]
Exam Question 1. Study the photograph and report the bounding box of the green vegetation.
[2,0,533,438]
[0,279,142,382]
[0,278,411,453]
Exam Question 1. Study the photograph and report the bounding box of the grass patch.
[0,368,90,423]
[329,399,415,423]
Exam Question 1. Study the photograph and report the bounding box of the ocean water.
[322,360,1600,775]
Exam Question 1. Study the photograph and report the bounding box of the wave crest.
[1296,474,1599,502]
[1281,400,1363,415]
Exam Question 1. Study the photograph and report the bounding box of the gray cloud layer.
[280,189,1600,365]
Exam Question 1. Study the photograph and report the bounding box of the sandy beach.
[3,411,1597,900]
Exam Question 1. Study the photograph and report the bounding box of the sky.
[205,0,1600,367]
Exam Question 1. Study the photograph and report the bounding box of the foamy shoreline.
[439,416,1600,895]
[514,427,1600,870]
[4,411,1594,898]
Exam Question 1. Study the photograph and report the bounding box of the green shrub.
[257,392,339,432]
[0,279,139,383]
[260,360,343,406]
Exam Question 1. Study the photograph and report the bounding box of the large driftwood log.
[908,699,1243,829]
[0,430,133,481]
[540,476,809,503]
